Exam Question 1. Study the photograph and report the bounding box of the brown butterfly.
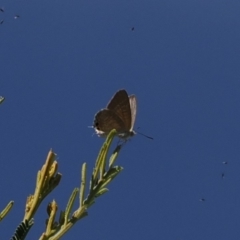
[93,89,137,139]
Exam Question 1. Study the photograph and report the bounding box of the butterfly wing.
[93,109,126,137]
[129,95,137,131]
[107,89,131,131]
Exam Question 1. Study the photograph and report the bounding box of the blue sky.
[1,0,240,239]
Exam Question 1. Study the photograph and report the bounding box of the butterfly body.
[93,89,136,139]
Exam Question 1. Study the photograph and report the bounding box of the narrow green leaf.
[0,201,14,221]
[95,188,109,197]
[92,143,107,184]
[80,163,86,207]
[0,96,5,105]
[109,145,121,168]
[65,188,79,224]
[99,129,117,179]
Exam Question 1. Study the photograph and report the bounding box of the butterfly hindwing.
[94,109,126,136]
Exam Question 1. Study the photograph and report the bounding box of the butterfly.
[93,89,136,139]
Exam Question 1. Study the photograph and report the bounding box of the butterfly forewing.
[107,90,132,131]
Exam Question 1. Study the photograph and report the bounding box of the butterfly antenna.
[136,127,153,140]
[136,131,153,140]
